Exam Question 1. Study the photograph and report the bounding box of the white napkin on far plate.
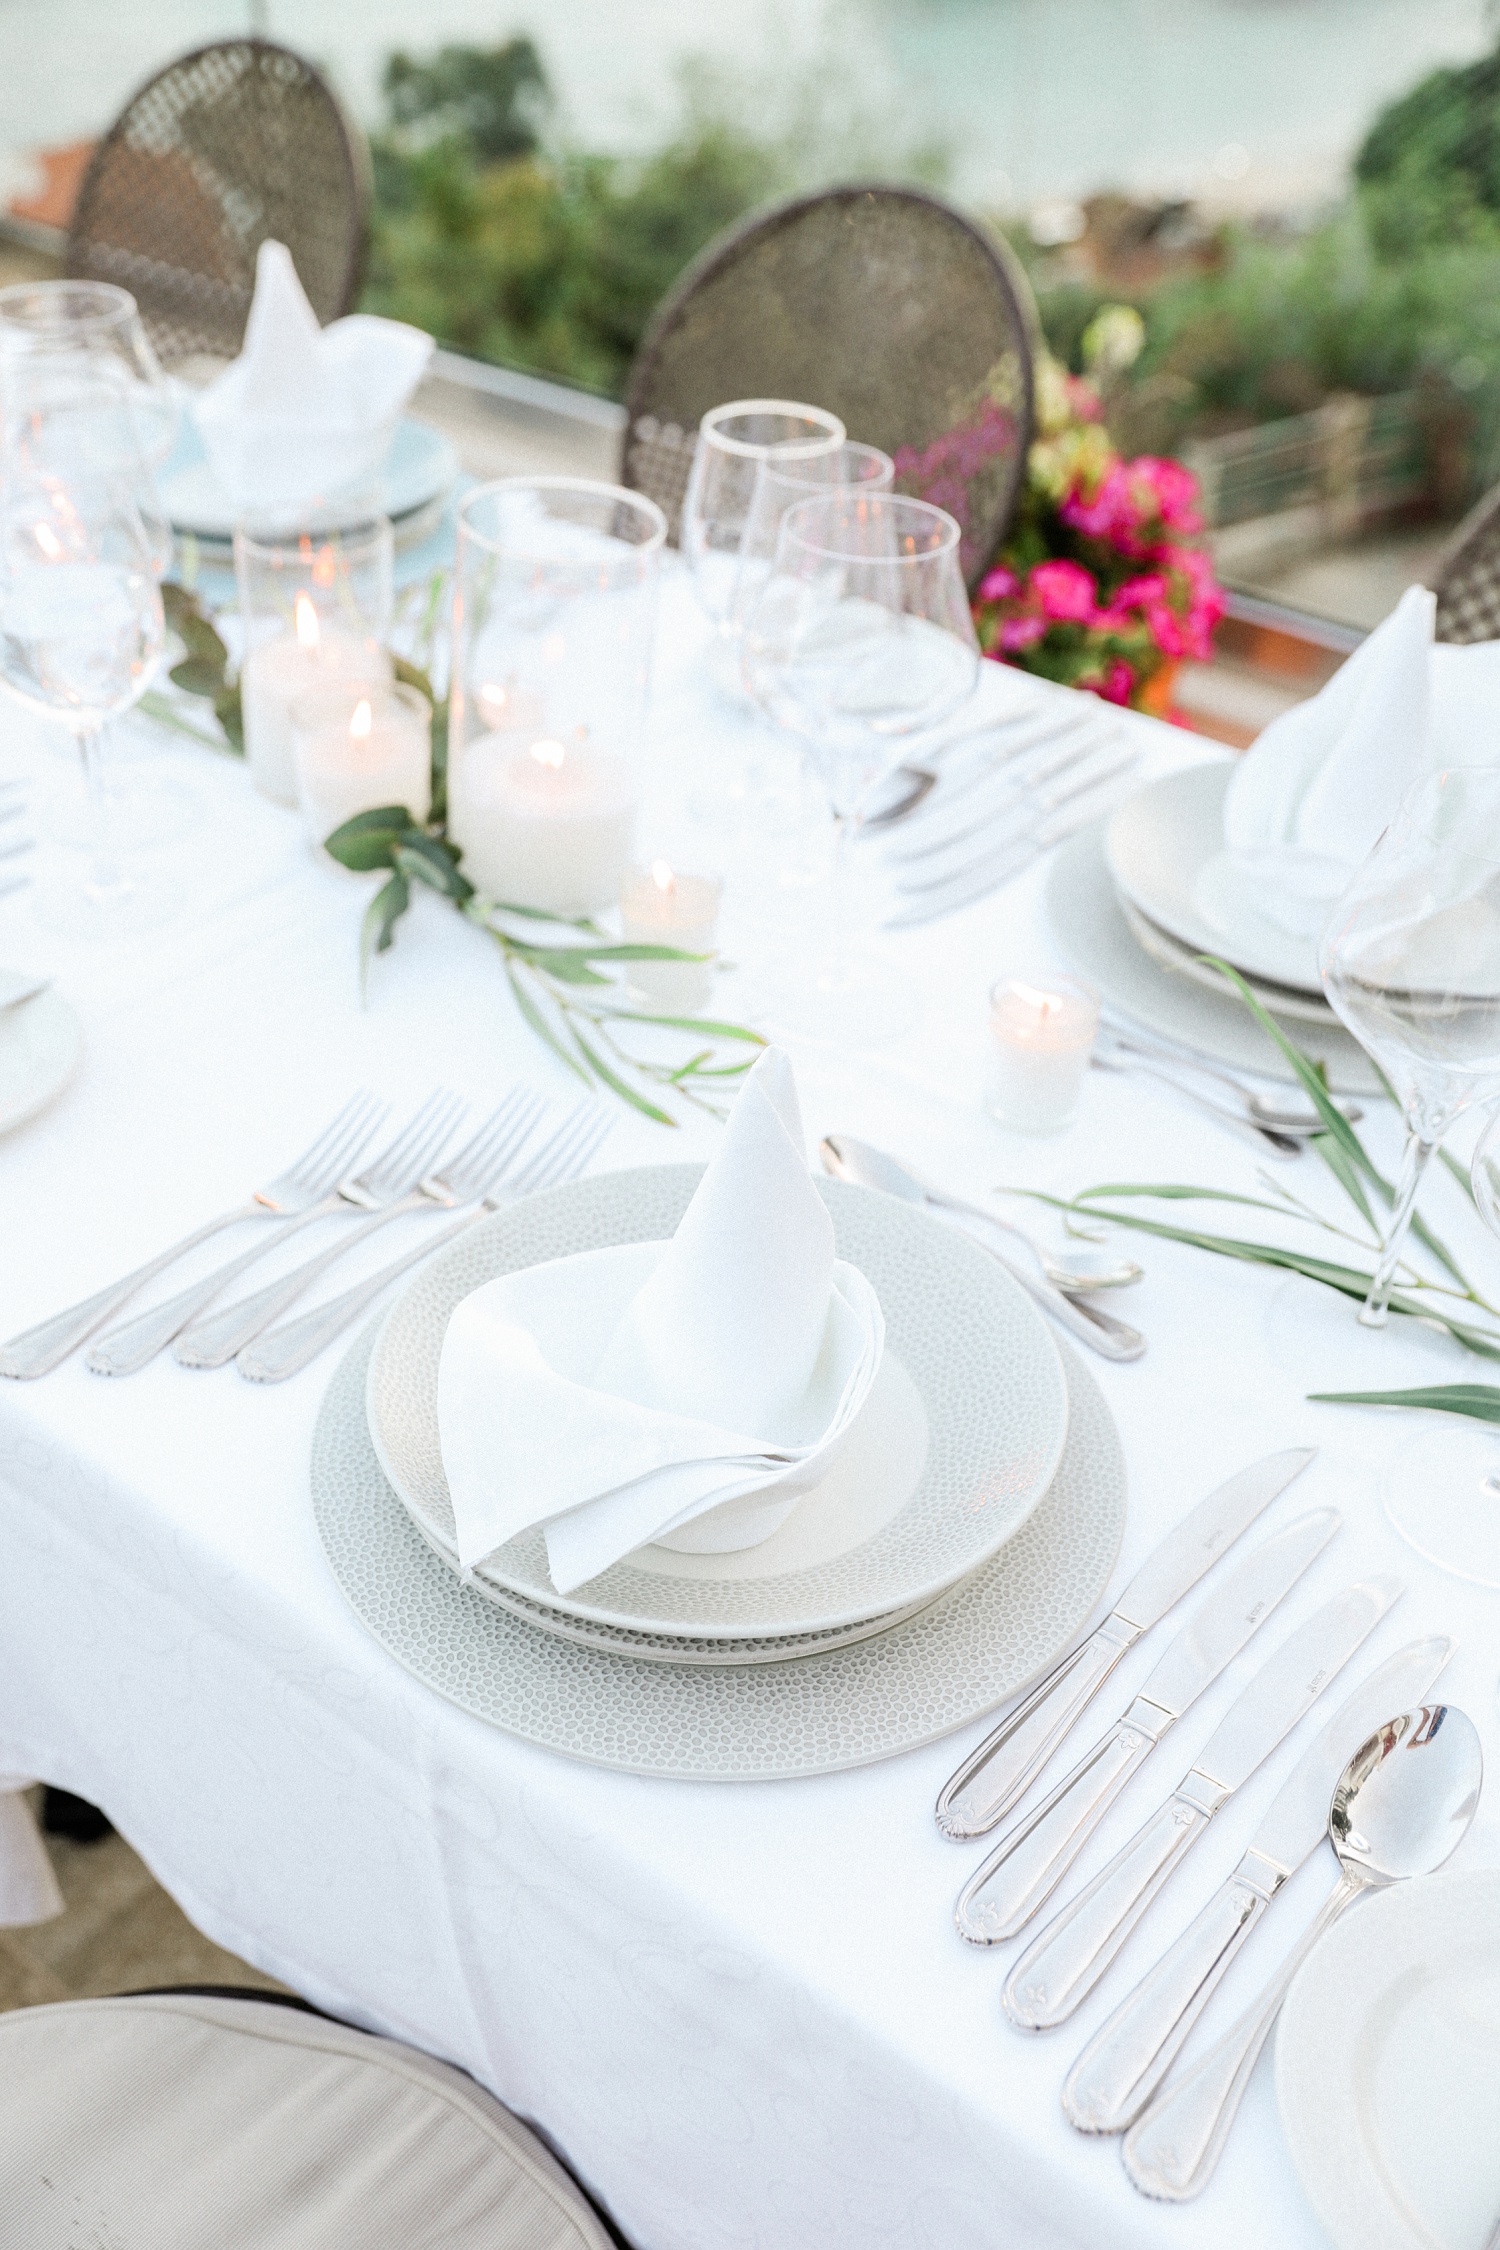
[193,240,432,520]
[437,1049,885,1594]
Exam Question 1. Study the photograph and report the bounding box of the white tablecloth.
[1,582,1496,2250]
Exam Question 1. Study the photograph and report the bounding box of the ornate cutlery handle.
[956,1696,1173,1943]
[86,1206,329,1376]
[0,1207,253,1379]
[174,1205,411,1368]
[237,1212,476,1382]
[1003,1782,1223,2031]
[936,1617,1139,1840]
[1062,1852,1283,2132]
[1123,1869,1361,2199]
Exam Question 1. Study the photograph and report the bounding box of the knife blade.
[955,1507,1341,1942]
[1002,1573,1405,2031]
[935,1446,1318,1839]
[1061,1633,1452,2131]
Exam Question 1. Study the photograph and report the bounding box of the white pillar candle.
[240,592,391,805]
[293,681,432,840]
[619,860,723,1010]
[987,973,1100,1134]
[450,732,637,915]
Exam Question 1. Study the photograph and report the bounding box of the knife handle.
[1061,1848,1285,2131]
[1002,1778,1224,2031]
[935,1616,1139,1840]
[956,1696,1175,1944]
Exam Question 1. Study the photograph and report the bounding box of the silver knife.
[934,1447,1319,1840]
[1061,1633,1452,2130]
[954,1509,1341,1944]
[1001,1572,1404,2031]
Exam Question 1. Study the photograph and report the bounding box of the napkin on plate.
[193,240,432,521]
[1212,583,1435,938]
[436,1048,885,1594]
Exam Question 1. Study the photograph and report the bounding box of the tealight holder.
[234,517,394,806]
[987,971,1100,1134]
[619,860,724,1010]
[291,679,432,844]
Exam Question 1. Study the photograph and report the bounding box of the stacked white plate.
[1045,762,1382,1094]
[363,1164,1074,1670]
[159,416,459,562]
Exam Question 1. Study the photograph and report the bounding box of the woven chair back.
[621,184,1036,585]
[67,38,370,368]
[1432,480,1500,643]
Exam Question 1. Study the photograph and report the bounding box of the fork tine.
[435,1089,538,1195]
[517,1106,610,1194]
[291,1093,389,1196]
[462,1091,550,1194]
[388,1095,469,1194]
[356,1089,463,1194]
[267,1092,385,1197]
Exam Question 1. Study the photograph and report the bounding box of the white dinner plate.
[314,1323,1125,1781]
[159,417,459,542]
[1277,1865,1500,2250]
[1046,823,1382,1095]
[0,987,81,1135]
[366,1164,1071,1641]
[1117,895,1337,1027]
[1107,763,1326,994]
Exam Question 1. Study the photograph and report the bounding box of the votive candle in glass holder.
[988,972,1100,1134]
[292,679,431,843]
[620,859,723,1010]
[234,517,395,805]
[447,477,665,914]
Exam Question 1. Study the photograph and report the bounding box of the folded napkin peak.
[436,1047,886,1592]
[193,240,433,519]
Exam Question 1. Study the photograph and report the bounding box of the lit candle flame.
[294,592,320,651]
[350,698,373,741]
[34,521,63,560]
[310,542,337,589]
[651,859,675,895]
[530,739,566,771]
[1012,980,1065,1023]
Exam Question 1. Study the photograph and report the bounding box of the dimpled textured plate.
[314,1325,1125,1780]
[366,1165,1069,1639]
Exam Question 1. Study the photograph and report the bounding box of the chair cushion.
[0,1993,614,2249]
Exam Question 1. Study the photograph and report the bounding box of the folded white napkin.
[437,1049,885,1594]
[193,240,432,520]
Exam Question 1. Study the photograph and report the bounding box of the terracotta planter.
[1135,660,1179,718]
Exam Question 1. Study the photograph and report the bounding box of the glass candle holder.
[234,518,394,805]
[619,859,723,1011]
[987,972,1100,1134]
[292,679,431,844]
[447,478,666,916]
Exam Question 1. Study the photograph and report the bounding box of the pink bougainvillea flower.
[1098,658,1134,704]
[977,564,1020,603]
[999,615,1049,652]
[1129,455,1203,534]
[1030,558,1098,623]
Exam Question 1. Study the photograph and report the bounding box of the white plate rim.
[366,1164,1071,1640]
[313,1323,1126,1781]
[1276,1863,1500,2250]
[1116,894,1337,1027]
[161,417,459,540]
[0,989,82,1136]
[1107,763,1326,995]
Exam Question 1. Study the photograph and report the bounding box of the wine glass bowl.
[681,399,846,638]
[0,280,177,471]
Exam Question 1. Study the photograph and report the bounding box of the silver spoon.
[0,970,48,1015]
[862,765,937,832]
[1123,1702,1483,2201]
[989,1226,1141,1295]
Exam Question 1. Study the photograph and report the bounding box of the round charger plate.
[366,1165,1070,1641]
[1276,1865,1500,2250]
[1046,823,1381,1096]
[1106,763,1325,994]
[314,1325,1124,1780]
[1117,895,1336,1029]
[159,416,459,542]
[0,988,82,1135]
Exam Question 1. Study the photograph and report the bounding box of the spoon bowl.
[1041,1246,1144,1293]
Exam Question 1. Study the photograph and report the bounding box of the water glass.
[447,477,665,915]
[234,519,395,804]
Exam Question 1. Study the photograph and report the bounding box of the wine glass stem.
[1360,1131,1437,1327]
[77,723,120,902]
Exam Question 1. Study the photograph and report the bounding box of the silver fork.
[171,1089,469,1369]
[0,1092,388,1380]
[90,1087,499,1377]
[237,1102,614,1383]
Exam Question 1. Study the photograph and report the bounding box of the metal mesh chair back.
[621,184,1036,586]
[67,39,370,368]
[1432,481,1500,643]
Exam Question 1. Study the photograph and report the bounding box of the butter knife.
[1061,1633,1451,2129]
[1001,1572,1404,2031]
[954,1508,1341,1944]
[934,1447,1318,1840]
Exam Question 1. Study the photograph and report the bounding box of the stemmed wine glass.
[730,441,894,636]
[0,369,166,936]
[681,400,846,647]
[740,490,978,1043]
[0,281,177,477]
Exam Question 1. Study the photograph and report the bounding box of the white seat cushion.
[0,1993,616,2249]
